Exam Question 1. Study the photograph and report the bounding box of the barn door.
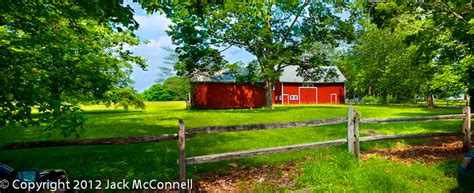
[331,94,338,104]
[283,94,289,105]
[299,88,317,104]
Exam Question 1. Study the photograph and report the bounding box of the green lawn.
[0,102,468,191]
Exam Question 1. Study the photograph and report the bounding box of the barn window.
[302,83,314,87]
[275,96,278,100]
[290,95,298,100]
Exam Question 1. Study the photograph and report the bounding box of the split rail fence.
[0,105,471,186]
[177,106,472,183]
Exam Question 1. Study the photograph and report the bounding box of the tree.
[407,2,472,108]
[0,2,146,137]
[349,1,472,107]
[347,19,431,103]
[103,87,146,111]
[161,1,355,108]
[156,46,178,83]
[142,84,173,101]
[163,76,190,101]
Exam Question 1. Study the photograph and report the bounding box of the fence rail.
[185,139,347,165]
[188,117,348,134]
[177,106,472,183]
[3,112,472,150]
[2,133,196,150]
[360,114,466,123]
[359,131,463,142]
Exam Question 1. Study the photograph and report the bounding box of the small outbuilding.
[190,66,346,109]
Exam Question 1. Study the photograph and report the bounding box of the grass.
[296,152,459,192]
[0,101,468,191]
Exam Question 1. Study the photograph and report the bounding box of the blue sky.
[127,2,350,92]
[127,2,255,92]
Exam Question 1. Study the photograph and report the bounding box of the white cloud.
[130,36,175,92]
[134,14,172,39]
[146,36,173,49]
[128,5,255,92]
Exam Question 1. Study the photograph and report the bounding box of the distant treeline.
[142,76,190,101]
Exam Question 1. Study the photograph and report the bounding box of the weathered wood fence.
[177,106,472,182]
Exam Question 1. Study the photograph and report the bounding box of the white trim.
[298,85,300,104]
[343,83,346,104]
[282,94,289,104]
[281,83,284,105]
[331,93,338,104]
[298,87,318,104]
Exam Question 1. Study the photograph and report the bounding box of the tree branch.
[219,45,233,53]
[281,0,310,44]
[440,2,467,23]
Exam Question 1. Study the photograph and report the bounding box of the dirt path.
[362,136,467,164]
[195,161,299,192]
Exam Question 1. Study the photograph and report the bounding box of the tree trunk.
[469,88,473,113]
[427,94,434,108]
[381,92,388,104]
[264,78,273,109]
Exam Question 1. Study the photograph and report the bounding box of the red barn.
[190,66,346,109]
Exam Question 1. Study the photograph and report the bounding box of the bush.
[361,96,380,104]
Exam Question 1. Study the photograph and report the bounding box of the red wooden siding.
[191,82,345,109]
[316,83,345,104]
[192,83,265,109]
[281,83,300,104]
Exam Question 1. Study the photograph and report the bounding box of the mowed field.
[0,101,469,191]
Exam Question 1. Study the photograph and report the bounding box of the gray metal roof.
[189,69,241,83]
[279,66,346,83]
[191,66,346,83]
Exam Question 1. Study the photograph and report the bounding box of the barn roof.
[279,66,346,83]
[190,66,346,83]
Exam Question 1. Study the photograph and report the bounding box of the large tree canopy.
[0,1,146,136]
[341,1,472,108]
[159,1,355,108]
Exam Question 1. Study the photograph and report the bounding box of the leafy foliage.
[103,87,146,111]
[143,76,189,102]
[160,1,355,108]
[142,84,173,101]
[163,76,190,101]
[342,2,472,106]
[0,2,146,136]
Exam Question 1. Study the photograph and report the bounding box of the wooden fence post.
[178,119,186,188]
[348,105,354,153]
[348,105,360,157]
[353,110,360,158]
[463,107,471,151]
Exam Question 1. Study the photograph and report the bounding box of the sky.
[127,2,255,92]
[127,2,350,92]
